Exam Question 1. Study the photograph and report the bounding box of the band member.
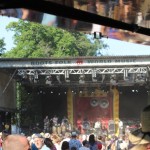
[94,118,101,135]
[82,118,90,134]
[44,116,50,133]
[61,116,69,126]
[118,119,123,135]
[61,116,69,135]
[101,125,108,136]
[77,117,82,133]
[53,115,58,126]
[49,118,54,134]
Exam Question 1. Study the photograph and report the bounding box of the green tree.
[0,38,6,55]
[2,20,107,58]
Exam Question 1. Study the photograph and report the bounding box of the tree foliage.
[0,38,6,55]
[2,20,107,58]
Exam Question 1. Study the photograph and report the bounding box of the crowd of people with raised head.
[0,105,150,150]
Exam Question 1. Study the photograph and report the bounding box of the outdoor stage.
[0,55,150,134]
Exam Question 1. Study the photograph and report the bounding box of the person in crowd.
[44,138,57,150]
[60,132,71,149]
[69,132,82,150]
[2,134,30,150]
[118,120,124,135]
[113,134,129,150]
[129,105,150,150]
[79,140,90,150]
[30,134,38,150]
[44,133,51,139]
[61,141,69,150]
[97,135,106,149]
[88,134,101,150]
[0,132,2,150]
[31,142,38,150]
[51,133,62,150]
[34,134,50,150]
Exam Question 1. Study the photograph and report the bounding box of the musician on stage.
[52,115,58,126]
[44,115,50,133]
[94,118,101,135]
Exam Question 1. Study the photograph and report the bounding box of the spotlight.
[101,74,105,83]
[45,75,53,85]
[34,71,39,83]
[92,70,97,82]
[65,70,70,83]
[56,75,62,84]
[124,69,129,80]
[94,32,108,39]
[110,74,118,85]
[79,74,85,84]
[34,71,38,80]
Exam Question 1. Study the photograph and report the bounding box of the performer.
[94,118,101,135]
[43,115,50,133]
[52,115,58,126]
[101,125,108,136]
[61,116,69,126]
[49,118,54,134]
[82,118,90,134]
[61,116,69,135]
[118,119,123,135]
[76,116,83,134]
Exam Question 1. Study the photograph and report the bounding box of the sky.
[0,16,150,56]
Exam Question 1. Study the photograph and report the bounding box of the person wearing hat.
[129,105,150,150]
[69,132,82,150]
[34,134,50,150]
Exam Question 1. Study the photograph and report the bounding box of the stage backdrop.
[73,89,113,129]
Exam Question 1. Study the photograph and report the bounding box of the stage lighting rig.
[94,32,108,39]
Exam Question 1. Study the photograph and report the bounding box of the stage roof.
[1,55,150,87]
[0,0,150,46]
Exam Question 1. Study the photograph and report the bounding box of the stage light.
[22,73,27,79]
[101,74,105,83]
[29,75,34,83]
[65,70,70,82]
[124,69,129,80]
[34,71,38,80]
[45,75,52,85]
[92,70,97,82]
[135,73,145,84]
[34,71,39,83]
[56,75,62,84]
[93,32,108,39]
[79,74,85,84]
[110,74,118,85]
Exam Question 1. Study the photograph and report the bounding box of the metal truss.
[17,67,148,76]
